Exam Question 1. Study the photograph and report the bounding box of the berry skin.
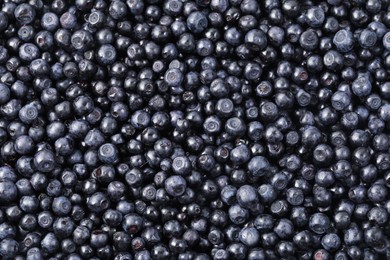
[228,204,249,225]
[33,149,56,173]
[19,43,40,62]
[98,143,119,164]
[96,44,117,65]
[0,238,19,259]
[164,175,187,197]
[0,181,18,203]
[164,68,183,87]
[306,7,325,28]
[247,156,270,177]
[245,29,268,51]
[0,0,390,258]
[309,213,331,234]
[60,12,77,29]
[52,196,72,216]
[187,11,208,34]
[383,31,390,51]
[14,4,36,25]
[359,29,377,48]
[352,73,372,97]
[239,227,260,247]
[236,185,259,208]
[333,29,354,52]
[41,12,59,31]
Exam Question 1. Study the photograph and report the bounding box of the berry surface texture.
[1,0,390,259]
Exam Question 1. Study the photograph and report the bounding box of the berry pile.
[1,0,390,259]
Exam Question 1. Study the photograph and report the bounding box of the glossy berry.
[187,11,208,34]
[0,0,388,258]
[333,29,354,53]
[14,4,36,25]
[164,175,187,197]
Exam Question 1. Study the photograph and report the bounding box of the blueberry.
[71,30,93,51]
[247,249,265,260]
[0,181,18,203]
[368,184,388,203]
[236,185,259,208]
[258,185,278,206]
[164,175,187,197]
[225,117,246,137]
[14,3,36,25]
[172,156,191,176]
[220,185,237,205]
[131,110,151,130]
[229,204,249,225]
[306,6,325,27]
[344,225,363,246]
[26,247,43,260]
[203,115,222,134]
[378,103,390,122]
[313,144,334,166]
[109,0,128,20]
[239,227,259,247]
[225,27,242,47]
[331,91,351,111]
[321,233,341,251]
[52,196,72,216]
[245,29,267,51]
[96,44,117,65]
[122,213,143,234]
[209,0,229,13]
[98,143,119,164]
[271,172,289,191]
[41,12,59,31]
[60,12,77,29]
[352,73,372,97]
[41,232,59,254]
[273,218,294,239]
[0,223,16,240]
[299,29,319,51]
[0,238,19,259]
[187,11,208,34]
[87,192,110,213]
[286,187,304,206]
[33,149,55,173]
[367,206,388,226]
[19,43,40,62]
[333,29,354,52]
[230,144,250,166]
[164,68,183,87]
[0,12,8,32]
[17,25,34,42]
[309,213,330,234]
[359,29,377,48]
[383,31,390,51]
[247,156,270,177]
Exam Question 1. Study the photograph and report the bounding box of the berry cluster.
[0,0,390,259]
